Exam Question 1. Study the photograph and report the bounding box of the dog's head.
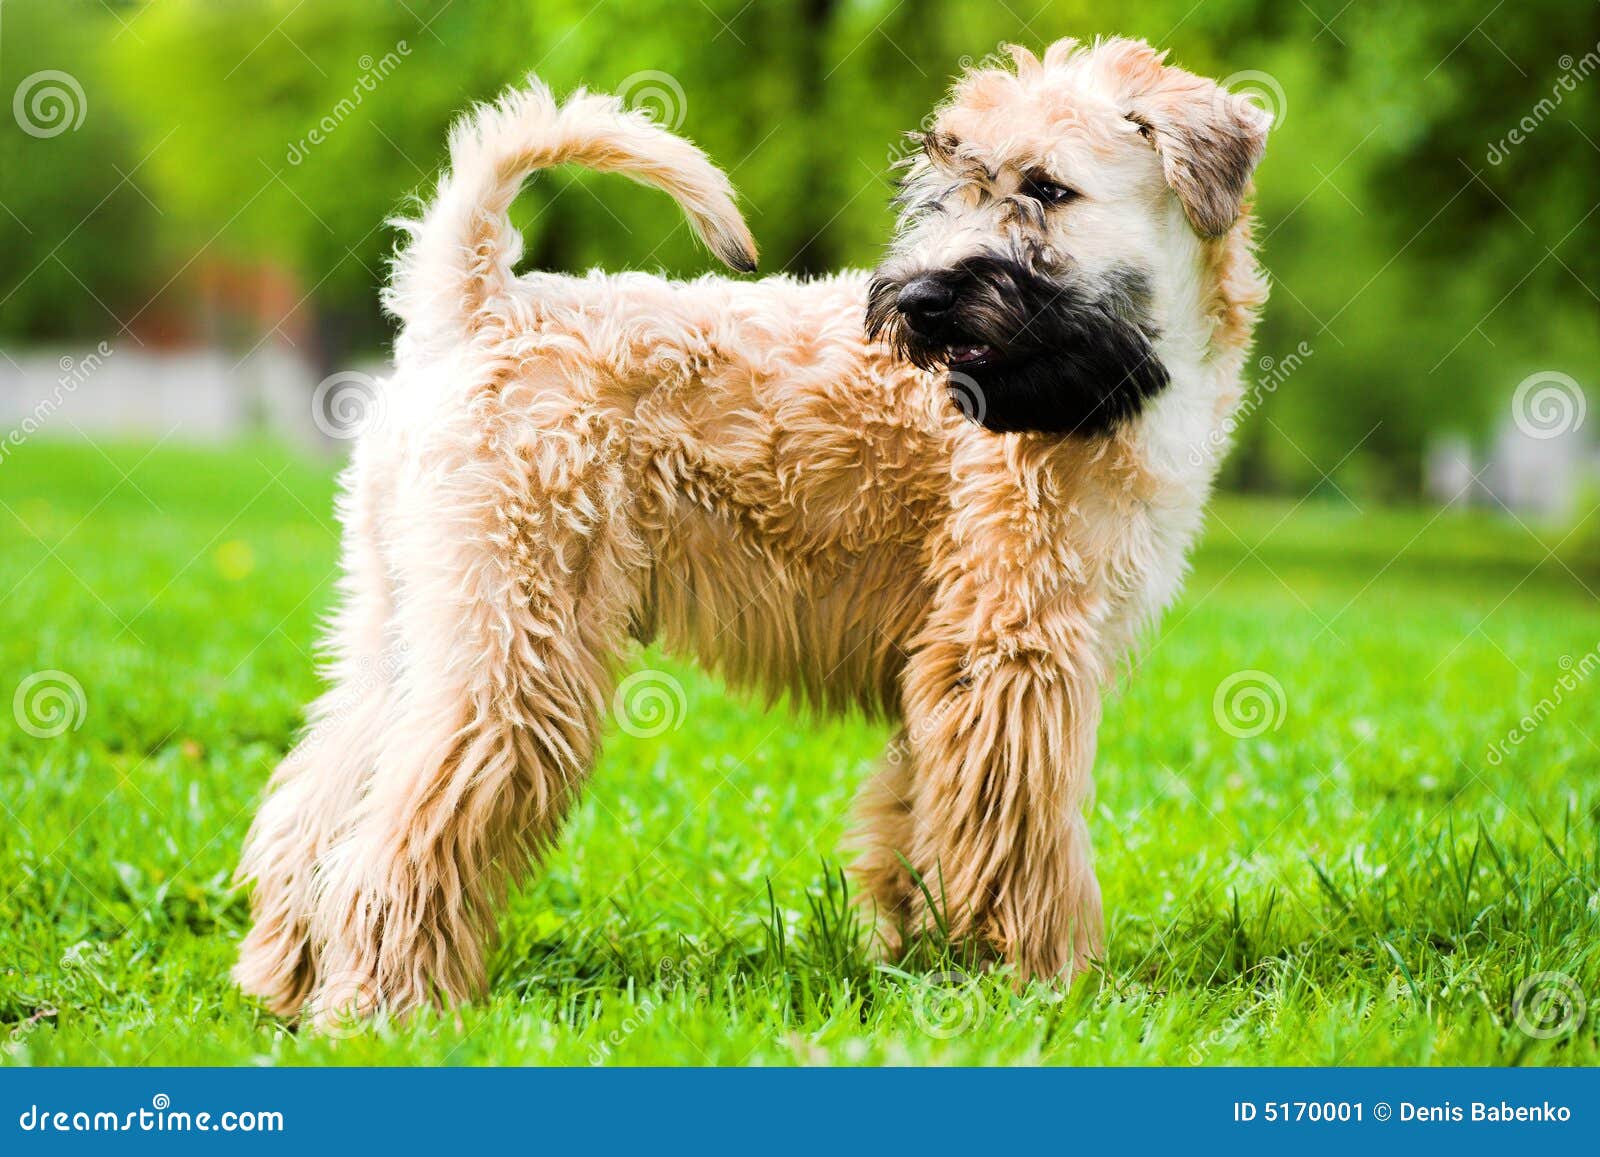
[866,38,1270,437]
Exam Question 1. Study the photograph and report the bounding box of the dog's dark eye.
[1022,176,1079,207]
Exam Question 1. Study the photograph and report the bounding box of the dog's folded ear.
[1098,41,1270,238]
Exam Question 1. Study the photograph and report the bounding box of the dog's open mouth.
[942,343,996,369]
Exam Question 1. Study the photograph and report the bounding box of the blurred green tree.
[1,0,1593,497]
[0,0,160,341]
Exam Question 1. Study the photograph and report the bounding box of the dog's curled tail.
[386,78,757,346]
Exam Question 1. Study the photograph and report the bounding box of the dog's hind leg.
[848,732,921,958]
[302,405,644,1025]
[234,445,399,1016]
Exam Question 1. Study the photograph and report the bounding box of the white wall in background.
[0,345,386,454]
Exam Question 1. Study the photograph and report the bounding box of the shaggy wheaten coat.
[235,36,1268,1027]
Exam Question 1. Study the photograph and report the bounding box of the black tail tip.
[717,241,758,274]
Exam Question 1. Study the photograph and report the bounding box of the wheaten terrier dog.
[236,36,1269,1026]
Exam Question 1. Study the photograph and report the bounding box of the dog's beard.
[865,254,1170,437]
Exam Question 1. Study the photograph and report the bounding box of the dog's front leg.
[897,634,1104,980]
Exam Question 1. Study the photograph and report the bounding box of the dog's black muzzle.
[866,254,1171,438]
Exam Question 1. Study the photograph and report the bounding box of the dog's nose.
[896,276,955,326]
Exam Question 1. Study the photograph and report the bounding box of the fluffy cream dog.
[235,36,1269,1026]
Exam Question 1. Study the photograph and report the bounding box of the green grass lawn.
[2,440,1597,1065]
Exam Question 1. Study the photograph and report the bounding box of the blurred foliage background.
[1,0,1596,496]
